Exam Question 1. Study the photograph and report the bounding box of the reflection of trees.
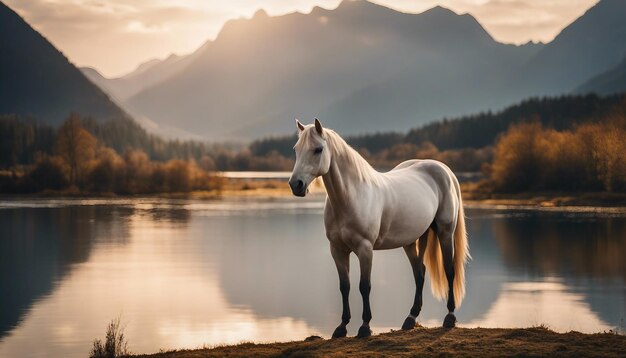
[0,206,135,338]
[143,208,190,224]
[491,212,626,280]
[490,211,626,326]
[457,217,506,323]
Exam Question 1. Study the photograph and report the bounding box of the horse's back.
[387,159,461,213]
[389,159,457,187]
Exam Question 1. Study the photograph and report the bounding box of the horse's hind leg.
[437,222,457,328]
[401,231,428,330]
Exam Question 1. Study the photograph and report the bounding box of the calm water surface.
[0,197,625,357]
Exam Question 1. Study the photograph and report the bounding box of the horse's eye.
[314,147,323,155]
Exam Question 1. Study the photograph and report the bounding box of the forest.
[1,93,625,194]
[0,114,222,194]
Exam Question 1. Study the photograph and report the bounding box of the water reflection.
[484,209,626,327]
[0,206,128,337]
[490,210,626,279]
[0,200,624,357]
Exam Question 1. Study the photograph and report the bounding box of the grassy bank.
[130,327,625,357]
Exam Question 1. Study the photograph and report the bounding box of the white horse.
[289,119,470,338]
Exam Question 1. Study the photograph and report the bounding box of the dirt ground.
[129,326,626,357]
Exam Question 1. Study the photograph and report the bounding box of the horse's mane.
[300,127,383,186]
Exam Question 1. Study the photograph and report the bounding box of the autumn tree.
[489,122,551,192]
[123,149,153,193]
[55,113,96,186]
[88,147,124,193]
[164,160,191,192]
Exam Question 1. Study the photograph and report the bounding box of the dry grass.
[128,327,626,358]
[91,317,130,358]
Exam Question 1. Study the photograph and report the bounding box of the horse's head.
[289,118,331,197]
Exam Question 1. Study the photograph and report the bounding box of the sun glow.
[3,0,598,77]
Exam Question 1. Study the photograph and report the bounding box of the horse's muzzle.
[289,178,307,197]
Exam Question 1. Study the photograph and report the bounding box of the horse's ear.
[295,119,305,132]
[314,118,323,135]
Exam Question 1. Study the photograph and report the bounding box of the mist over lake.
[1,197,624,357]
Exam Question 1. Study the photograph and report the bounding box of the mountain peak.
[421,5,458,16]
[336,0,390,13]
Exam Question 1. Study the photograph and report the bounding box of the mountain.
[126,0,542,140]
[511,0,626,97]
[81,52,201,102]
[575,56,626,96]
[0,1,127,125]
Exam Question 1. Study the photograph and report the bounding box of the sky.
[5,0,599,78]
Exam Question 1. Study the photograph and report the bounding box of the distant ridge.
[0,1,127,125]
[575,56,626,96]
[81,51,200,102]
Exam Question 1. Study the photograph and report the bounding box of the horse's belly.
[373,189,437,250]
[373,212,433,250]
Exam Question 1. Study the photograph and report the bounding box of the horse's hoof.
[401,316,416,330]
[331,325,348,339]
[356,325,372,338]
[443,313,456,328]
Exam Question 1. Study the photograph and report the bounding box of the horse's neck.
[322,149,378,211]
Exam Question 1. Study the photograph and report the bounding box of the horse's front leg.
[330,243,351,338]
[355,241,373,338]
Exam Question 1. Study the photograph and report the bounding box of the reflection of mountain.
[201,208,625,333]
[198,210,503,331]
[0,206,132,339]
[3,202,624,352]
[488,210,626,326]
[194,213,339,331]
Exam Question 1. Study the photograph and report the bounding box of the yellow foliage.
[55,113,97,185]
[490,116,626,192]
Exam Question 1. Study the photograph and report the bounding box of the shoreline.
[129,327,626,357]
[1,188,626,211]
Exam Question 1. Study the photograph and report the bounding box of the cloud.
[125,20,168,34]
[374,0,599,43]
[4,0,234,76]
[3,0,598,77]
[464,0,600,43]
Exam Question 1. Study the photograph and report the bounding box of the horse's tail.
[424,182,470,307]
[452,195,470,307]
[424,227,447,301]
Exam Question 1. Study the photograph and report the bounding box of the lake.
[0,197,625,357]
